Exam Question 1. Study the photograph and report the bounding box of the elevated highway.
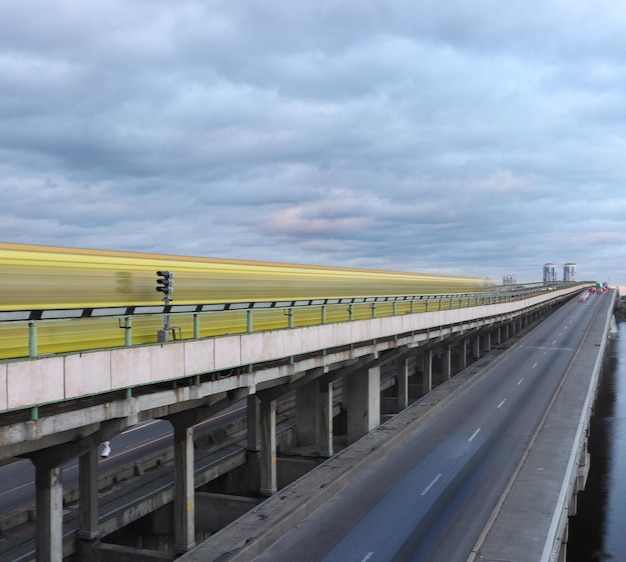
[0,282,601,561]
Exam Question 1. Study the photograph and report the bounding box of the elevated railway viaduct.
[0,284,592,561]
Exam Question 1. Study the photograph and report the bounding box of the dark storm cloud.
[1,0,626,283]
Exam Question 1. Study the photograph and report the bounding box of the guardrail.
[0,284,584,361]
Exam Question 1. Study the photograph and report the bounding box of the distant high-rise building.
[563,262,576,282]
[502,275,517,285]
[543,263,557,283]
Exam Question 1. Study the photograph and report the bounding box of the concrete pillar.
[473,335,481,359]
[260,398,277,496]
[296,381,317,447]
[346,366,380,444]
[78,448,100,541]
[294,379,333,456]
[173,422,196,552]
[35,464,63,562]
[247,395,261,452]
[485,331,492,352]
[443,343,452,379]
[421,350,432,393]
[398,357,409,411]
[318,381,334,457]
[459,338,467,370]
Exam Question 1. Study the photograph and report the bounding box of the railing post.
[29,322,37,358]
[393,301,397,316]
[288,308,294,328]
[247,310,253,333]
[194,313,200,339]
[348,304,354,321]
[371,303,376,318]
[410,300,415,313]
[126,316,133,346]
[321,305,326,325]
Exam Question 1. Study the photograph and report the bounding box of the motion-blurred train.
[0,242,492,312]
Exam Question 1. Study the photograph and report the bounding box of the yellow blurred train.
[1,242,492,312]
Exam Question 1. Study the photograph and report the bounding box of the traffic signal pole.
[156,271,174,342]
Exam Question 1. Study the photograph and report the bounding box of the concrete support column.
[78,448,100,541]
[294,379,333,456]
[421,350,432,393]
[485,331,492,353]
[459,339,467,370]
[35,464,63,562]
[260,398,277,496]
[443,344,452,379]
[247,395,261,452]
[473,335,481,359]
[346,366,380,444]
[318,381,334,457]
[172,422,196,553]
[296,381,317,447]
[398,357,410,411]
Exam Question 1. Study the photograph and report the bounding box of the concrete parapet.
[2,286,579,414]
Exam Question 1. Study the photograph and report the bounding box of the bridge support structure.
[78,448,100,541]
[295,378,334,457]
[172,421,196,553]
[259,398,277,496]
[345,366,381,444]
[34,463,63,562]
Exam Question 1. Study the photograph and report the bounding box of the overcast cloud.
[2,0,626,284]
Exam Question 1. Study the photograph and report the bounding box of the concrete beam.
[76,541,174,562]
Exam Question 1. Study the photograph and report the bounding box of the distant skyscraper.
[563,262,576,282]
[543,263,557,283]
[502,275,517,285]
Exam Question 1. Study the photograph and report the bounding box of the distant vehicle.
[578,292,590,302]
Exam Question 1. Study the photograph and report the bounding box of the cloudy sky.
[2,1,625,284]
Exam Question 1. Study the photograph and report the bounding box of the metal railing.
[0,284,585,361]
